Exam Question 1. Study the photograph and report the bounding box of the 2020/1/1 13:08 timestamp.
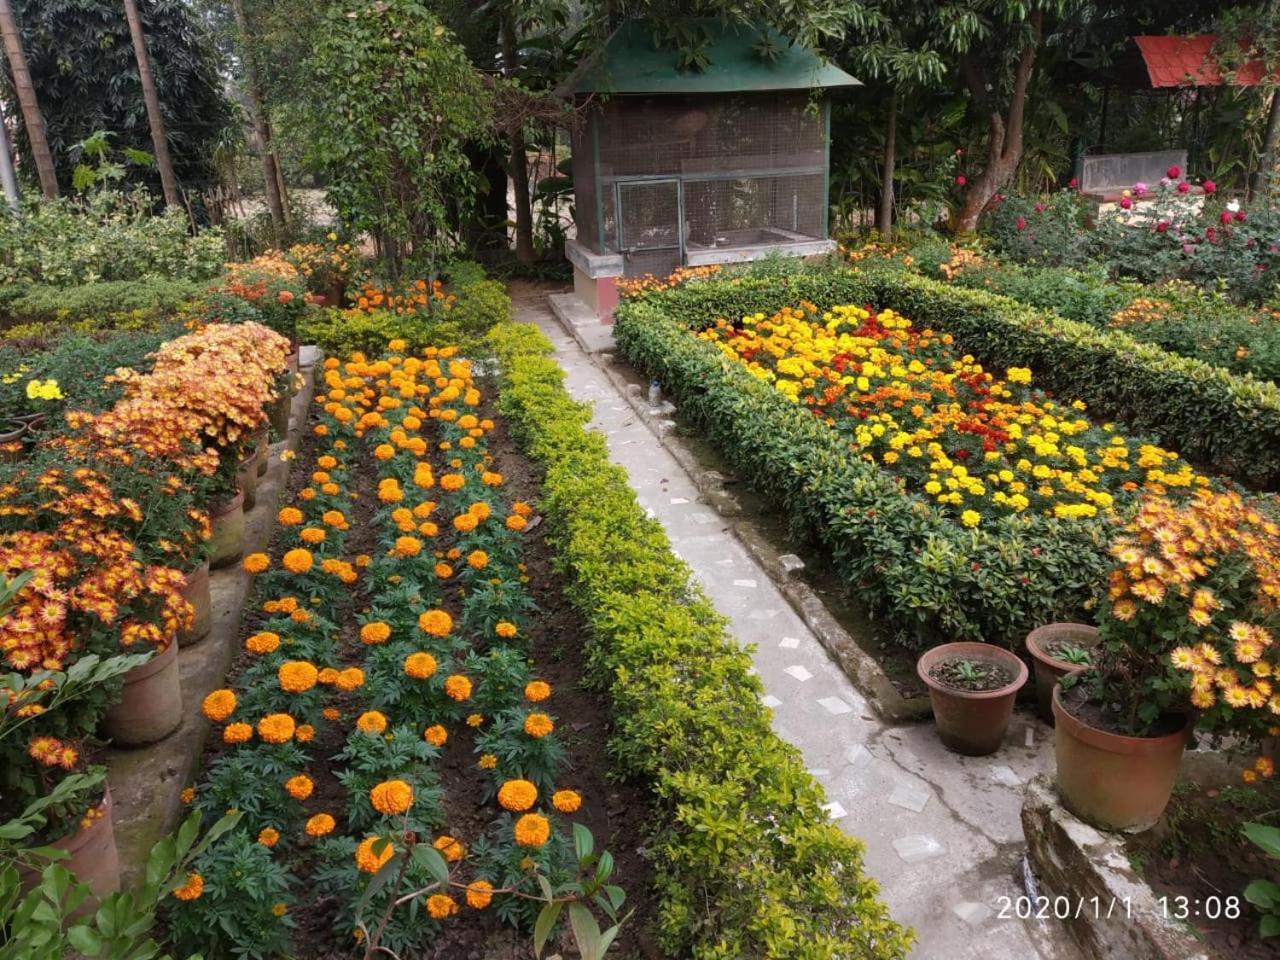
[996,894,1243,921]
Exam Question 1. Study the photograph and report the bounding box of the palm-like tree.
[122,0,181,207]
[0,0,57,198]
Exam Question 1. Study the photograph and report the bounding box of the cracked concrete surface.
[515,288,1084,960]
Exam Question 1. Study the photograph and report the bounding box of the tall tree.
[0,0,55,197]
[229,0,285,230]
[122,0,180,206]
[501,13,535,262]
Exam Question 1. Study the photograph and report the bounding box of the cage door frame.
[613,176,686,266]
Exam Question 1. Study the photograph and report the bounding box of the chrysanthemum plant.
[1073,489,1280,740]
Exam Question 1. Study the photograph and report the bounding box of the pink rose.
[1167,165,1181,179]
[1034,202,1045,213]
[1133,182,1148,195]
[955,174,967,186]
[1016,216,1026,231]
[1119,197,1132,209]
[1235,210,1247,222]
[1220,211,1233,224]
[1068,176,1079,189]
[1155,221,1169,233]
[1183,243,1195,254]
[1177,181,1190,194]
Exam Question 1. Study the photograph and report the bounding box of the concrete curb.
[1021,775,1211,960]
[546,294,930,724]
[107,361,318,887]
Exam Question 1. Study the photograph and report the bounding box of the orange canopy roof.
[1135,34,1280,88]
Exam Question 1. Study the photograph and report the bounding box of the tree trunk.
[877,90,897,239]
[501,16,535,263]
[0,0,56,198]
[1250,88,1280,201]
[122,0,180,208]
[230,0,285,231]
[951,9,1042,234]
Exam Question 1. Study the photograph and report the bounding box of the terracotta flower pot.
[1026,623,1099,724]
[269,391,291,437]
[236,450,260,511]
[19,786,120,903]
[178,559,212,646]
[917,642,1028,756]
[101,642,182,747]
[0,420,26,463]
[208,490,245,569]
[286,349,299,378]
[1053,680,1193,831]
[255,428,269,478]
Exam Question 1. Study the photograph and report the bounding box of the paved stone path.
[513,288,1083,960]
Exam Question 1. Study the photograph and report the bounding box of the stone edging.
[546,294,929,723]
[107,359,319,886]
[1022,775,1212,960]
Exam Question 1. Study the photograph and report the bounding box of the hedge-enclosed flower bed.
[488,322,913,959]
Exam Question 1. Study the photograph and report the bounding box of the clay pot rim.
[916,641,1028,701]
[1027,622,1099,672]
[52,784,112,854]
[209,489,245,517]
[120,638,177,683]
[1052,675,1193,754]
[0,421,26,441]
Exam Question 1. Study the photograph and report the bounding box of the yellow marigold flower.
[360,621,392,645]
[300,527,326,545]
[285,774,314,801]
[357,710,388,734]
[418,609,453,637]
[172,872,204,901]
[466,713,484,727]
[258,827,280,847]
[478,753,497,770]
[495,621,518,638]
[433,835,465,862]
[355,836,394,874]
[466,550,488,570]
[246,630,281,655]
[513,813,550,848]
[257,713,296,744]
[243,552,270,574]
[306,813,336,837]
[497,779,538,812]
[223,722,253,744]
[424,724,448,747]
[404,651,438,680]
[334,667,365,691]
[523,712,554,738]
[282,548,313,574]
[370,779,414,815]
[444,675,472,702]
[277,507,304,525]
[524,680,550,702]
[272,903,287,918]
[278,660,319,693]
[180,787,195,804]
[465,879,493,909]
[202,689,236,722]
[552,789,582,814]
[960,510,981,528]
[426,893,458,920]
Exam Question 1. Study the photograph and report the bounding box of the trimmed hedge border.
[631,266,1280,491]
[486,321,914,960]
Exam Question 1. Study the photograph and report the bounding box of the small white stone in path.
[617,439,635,446]
[887,781,932,813]
[784,665,813,683]
[643,508,656,519]
[761,694,782,708]
[691,512,716,525]
[716,558,734,566]
[952,902,993,926]
[892,834,945,863]
[822,801,848,821]
[1024,726,1035,748]
[808,768,830,778]
[844,744,872,769]
[818,696,853,715]
[990,765,1022,788]
[748,608,780,621]
[669,497,689,505]
[779,636,801,649]
[733,578,758,588]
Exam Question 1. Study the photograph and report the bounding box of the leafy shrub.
[985,187,1097,268]
[0,277,201,332]
[297,307,463,357]
[489,322,914,960]
[449,277,511,336]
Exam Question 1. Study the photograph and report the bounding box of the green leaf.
[568,902,603,960]
[572,822,593,863]
[1246,879,1280,909]
[66,924,103,956]
[409,843,449,886]
[532,901,562,957]
[1245,822,1280,859]
[1262,913,1280,938]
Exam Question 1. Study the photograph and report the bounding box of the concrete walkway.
[513,287,1083,960]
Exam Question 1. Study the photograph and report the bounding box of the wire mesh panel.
[618,179,681,277]
[570,112,599,251]
[682,173,824,251]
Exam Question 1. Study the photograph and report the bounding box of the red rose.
[1177,181,1190,194]
[1155,220,1169,233]
[955,174,967,186]
[1068,177,1079,189]
[1235,210,1247,222]
[1016,216,1026,231]
[1166,165,1181,179]
[1202,179,1216,195]
[1119,197,1132,209]
[1220,211,1233,224]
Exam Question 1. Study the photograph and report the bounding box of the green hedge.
[631,266,1280,490]
[487,322,913,960]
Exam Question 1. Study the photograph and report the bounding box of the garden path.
[510,285,1085,960]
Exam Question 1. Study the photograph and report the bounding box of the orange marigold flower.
[466,550,488,570]
[418,609,453,637]
[360,621,392,645]
[300,527,326,545]
[466,713,484,727]
[285,774,314,801]
[465,880,494,909]
[478,753,497,770]
[453,513,477,533]
[258,827,280,847]
[497,779,538,812]
[433,834,465,862]
[257,713,296,744]
[201,689,237,722]
[506,514,527,532]
[323,707,341,721]
[495,621,518,638]
[306,813,336,837]
[423,724,447,746]
[317,455,338,469]
[370,779,414,815]
[296,724,315,743]
[440,474,465,492]
[469,502,491,521]
[278,660,319,693]
[444,675,472,701]
[434,562,454,579]
[394,536,422,557]
[355,835,395,873]
[357,710,388,734]
[426,893,458,920]
[243,553,270,574]
[277,507,304,525]
[374,444,395,461]
[523,713,554,738]
[334,667,365,691]
[172,872,204,901]
[552,789,582,814]
[282,548,314,574]
[223,722,253,744]
[405,652,438,679]
[322,509,347,528]
[180,787,196,804]
[245,631,281,655]
[524,680,551,702]
[513,813,550,848]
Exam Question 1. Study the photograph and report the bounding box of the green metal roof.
[558,19,860,96]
